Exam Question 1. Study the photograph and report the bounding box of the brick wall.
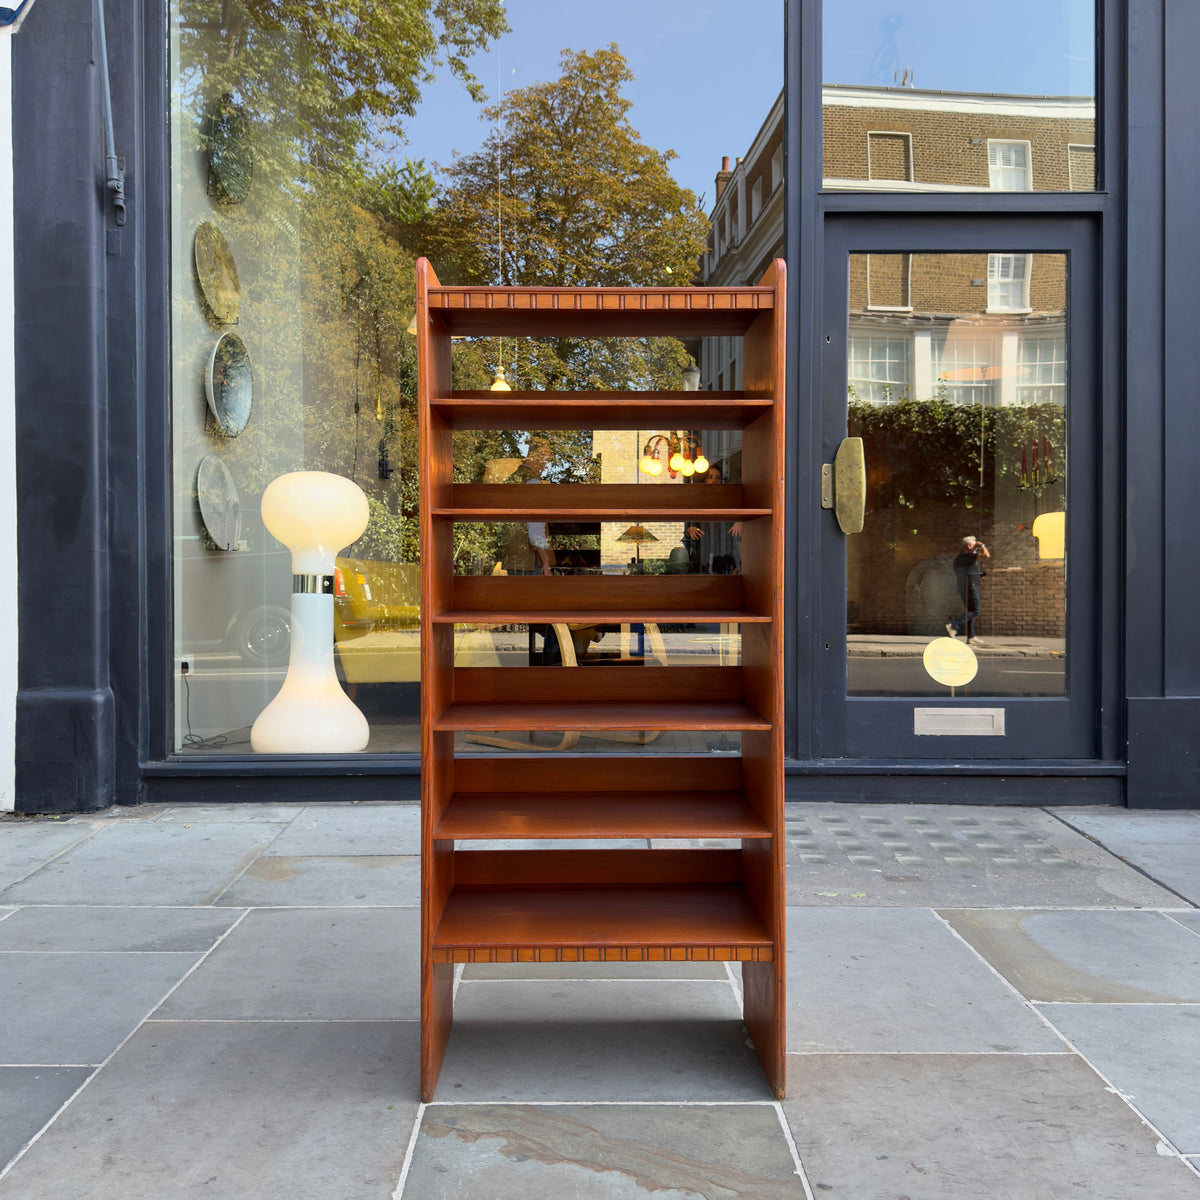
[824,102,1095,191]
[592,428,686,568]
[850,252,1065,317]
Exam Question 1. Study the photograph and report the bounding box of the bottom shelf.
[431,883,774,963]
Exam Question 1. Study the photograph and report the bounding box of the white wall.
[1,28,16,810]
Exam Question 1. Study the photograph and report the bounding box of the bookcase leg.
[420,960,454,1101]
[742,960,786,1098]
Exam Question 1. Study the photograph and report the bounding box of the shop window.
[167,0,784,755]
[846,253,1069,697]
[823,2,1094,193]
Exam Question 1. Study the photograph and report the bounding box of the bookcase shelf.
[431,391,772,431]
[418,258,786,1100]
[435,789,771,841]
[431,884,774,963]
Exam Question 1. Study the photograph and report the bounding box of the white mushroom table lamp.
[251,471,371,753]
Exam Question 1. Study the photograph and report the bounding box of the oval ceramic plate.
[196,455,241,551]
[205,97,253,204]
[193,222,240,323]
[205,332,253,437]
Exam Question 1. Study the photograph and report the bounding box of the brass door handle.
[821,437,866,533]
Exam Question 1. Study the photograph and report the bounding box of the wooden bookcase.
[416,258,786,1099]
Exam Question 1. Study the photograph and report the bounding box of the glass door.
[818,217,1099,760]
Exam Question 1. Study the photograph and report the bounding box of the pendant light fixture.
[639,433,709,479]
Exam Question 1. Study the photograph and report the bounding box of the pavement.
[2,799,1200,1199]
[847,633,1064,657]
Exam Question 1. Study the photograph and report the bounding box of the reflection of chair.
[464,622,666,751]
[466,624,582,752]
[616,622,667,666]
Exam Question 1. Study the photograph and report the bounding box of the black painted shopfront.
[11,0,1199,812]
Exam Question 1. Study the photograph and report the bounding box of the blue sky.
[824,0,1095,97]
[399,0,785,209]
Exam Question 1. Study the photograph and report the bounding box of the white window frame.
[987,139,1033,191]
[848,330,911,403]
[933,332,1001,408]
[751,176,763,221]
[865,252,913,313]
[987,253,1032,313]
[771,144,783,192]
[1016,332,1067,405]
[1067,142,1096,191]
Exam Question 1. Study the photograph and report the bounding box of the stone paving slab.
[157,907,419,1021]
[782,1053,1200,1199]
[0,821,290,906]
[787,907,1064,1053]
[0,906,242,952]
[403,1103,802,1199]
[0,1021,419,1200]
[215,854,421,907]
[437,979,768,1102]
[148,804,304,825]
[261,803,420,856]
[0,1067,93,1168]
[1035,1003,1200,1152]
[0,952,202,1064]
[942,909,1200,1001]
[783,805,1182,907]
[0,820,99,891]
[1053,810,1200,905]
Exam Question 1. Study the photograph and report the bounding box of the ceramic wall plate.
[196,455,241,551]
[205,332,253,436]
[204,97,253,204]
[193,222,241,323]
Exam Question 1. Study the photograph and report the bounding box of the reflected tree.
[427,45,710,392]
[178,0,509,180]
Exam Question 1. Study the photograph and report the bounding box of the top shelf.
[427,283,776,338]
[430,392,772,431]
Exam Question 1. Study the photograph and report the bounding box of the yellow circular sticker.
[922,637,978,687]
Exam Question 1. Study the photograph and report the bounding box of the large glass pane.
[169,2,782,754]
[823,1,1096,192]
[846,253,1068,697]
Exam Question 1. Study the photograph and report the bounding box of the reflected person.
[684,464,725,573]
[945,535,990,644]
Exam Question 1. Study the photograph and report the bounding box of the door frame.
[801,213,1114,766]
